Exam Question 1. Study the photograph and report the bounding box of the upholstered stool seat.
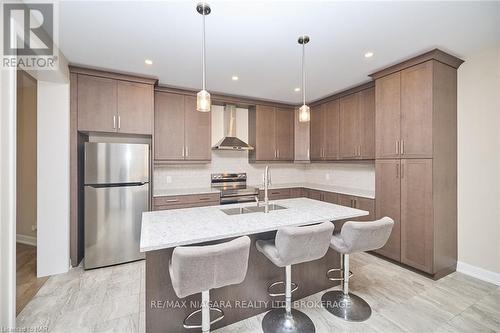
[169,236,251,333]
[256,221,334,333]
[322,217,394,322]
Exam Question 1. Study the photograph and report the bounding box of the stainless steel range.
[211,173,259,204]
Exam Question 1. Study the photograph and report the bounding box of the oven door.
[220,195,258,205]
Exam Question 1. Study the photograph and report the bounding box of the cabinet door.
[375,72,401,158]
[154,92,185,160]
[309,104,324,161]
[117,81,153,135]
[375,159,401,261]
[275,107,294,161]
[308,189,322,201]
[354,197,375,222]
[322,192,338,204]
[294,108,310,161]
[290,188,305,198]
[77,75,117,132]
[184,96,211,161]
[255,105,277,161]
[337,194,354,207]
[401,62,433,158]
[401,159,433,273]
[339,93,360,159]
[323,99,340,160]
[359,88,375,159]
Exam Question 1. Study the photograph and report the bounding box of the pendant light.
[298,35,310,122]
[196,2,211,112]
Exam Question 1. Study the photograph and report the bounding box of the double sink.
[221,204,287,215]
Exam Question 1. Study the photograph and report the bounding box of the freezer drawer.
[85,142,149,184]
[84,183,148,269]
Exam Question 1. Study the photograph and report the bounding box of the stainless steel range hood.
[212,104,254,150]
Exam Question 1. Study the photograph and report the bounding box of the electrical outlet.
[166,176,172,184]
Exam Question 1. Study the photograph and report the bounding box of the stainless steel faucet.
[263,165,271,213]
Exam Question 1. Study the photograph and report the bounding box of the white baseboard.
[16,234,37,246]
[457,261,500,286]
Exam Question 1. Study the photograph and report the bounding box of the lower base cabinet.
[153,193,220,210]
[376,159,455,277]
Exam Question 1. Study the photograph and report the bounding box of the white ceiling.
[59,1,500,104]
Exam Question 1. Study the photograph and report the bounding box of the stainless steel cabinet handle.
[396,140,399,155]
[165,199,179,203]
[277,149,280,158]
[307,148,310,159]
[118,116,121,129]
[185,146,189,157]
[181,147,185,157]
[401,163,404,179]
[113,115,116,129]
[396,164,399,178]
[401,140,405,155]
[199,197,210,201]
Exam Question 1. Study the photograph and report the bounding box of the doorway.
[16,70,47,315]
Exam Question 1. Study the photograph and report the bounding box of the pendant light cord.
[302,40,306,105]
[202,9,206,91]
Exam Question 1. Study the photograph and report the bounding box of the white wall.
[457,46,500,278]
[154,105,375,192]
[37,81,71,277]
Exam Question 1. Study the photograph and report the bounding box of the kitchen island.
[140,198,368,333]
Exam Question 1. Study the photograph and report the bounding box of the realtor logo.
[2,2,58,70]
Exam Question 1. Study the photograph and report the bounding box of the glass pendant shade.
[197,89,211,112]
[298,104,310,122]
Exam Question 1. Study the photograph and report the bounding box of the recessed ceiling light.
[232,76,239,81]
[364,52,374,58]
[144,59,153,65]
[294,87,301,92]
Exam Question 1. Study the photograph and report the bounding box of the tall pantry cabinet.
[371,50,463,278]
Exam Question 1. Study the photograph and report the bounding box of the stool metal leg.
[202,290,210,333]
[321,254,372,322]
[262,265,315,333]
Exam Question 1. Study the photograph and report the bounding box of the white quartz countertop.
[153,187,220,197]
[140,198,368,252]
[250,183,375,199]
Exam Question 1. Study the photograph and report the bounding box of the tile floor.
[16,252,500,333]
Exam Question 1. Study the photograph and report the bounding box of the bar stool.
[256,221,334,333]
[322,217,394,322]
[169,236,251,333]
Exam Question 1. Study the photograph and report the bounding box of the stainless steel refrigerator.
[84,142,149,269]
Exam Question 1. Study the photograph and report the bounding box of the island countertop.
[140,197,368,252]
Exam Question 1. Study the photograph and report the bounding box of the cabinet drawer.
[154,193,220,207]
[154,200,219,211]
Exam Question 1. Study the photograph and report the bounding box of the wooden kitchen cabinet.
[77,75,117,133]
[400,62,433,158]
[154,92,185,160]
[339,88,375,160]
[310,100,339,161]
[309,104,324,161]
[375,159,401,261]
[337,194,375,222]
[117,81,153,135]
[322,191,338,204]
[371,51,461,277]
[249,105,294,162]
[153,193,220,210]
[154,91,211,162]
[307,189,323,201]
[75,71,155,135]
[401,159,433,273]
[275,107,294,160]
[184,96,211,161]
[375,72,401,159]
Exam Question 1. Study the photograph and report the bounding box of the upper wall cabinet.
[74,70,155,135]
[154,91,211,163]
[310,99,340,161]
[249,105,294,162]
[375,60,453,159]
[339,87,375,160]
